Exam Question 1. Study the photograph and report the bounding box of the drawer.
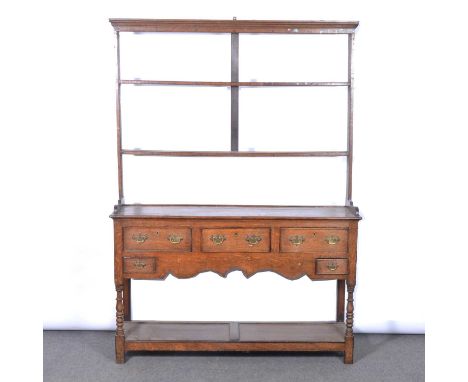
[123,257,157,274]
[201,228,270,252]
[124,227,191,252]
[280,228,348,253]
[315,258,348,275]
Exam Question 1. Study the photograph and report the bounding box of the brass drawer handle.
[327,262,338,271]
[210,234,226,245]
[245,235,262,246]
[168,234,183,244]
[325,235,340,245]
[289,235,305,246]
[132,233,149,244]
[133,259,147,269]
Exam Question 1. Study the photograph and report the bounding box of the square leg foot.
[115,335,125,364]
[344,336,354,364]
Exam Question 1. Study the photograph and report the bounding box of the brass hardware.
[325,235,340,245]
[132,233,149,244]
[289,235,305,246]
[327,262,338,271]
[133,259,147,269]
[210,234,226,245]
[245,235,262,246]
[168,234,183,244]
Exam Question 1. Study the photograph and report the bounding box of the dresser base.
[112,205,360,365]
[116,321,353,364]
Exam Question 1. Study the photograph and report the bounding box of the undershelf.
[124,321,346,351]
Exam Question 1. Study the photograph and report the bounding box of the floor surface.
[43,331,424,382]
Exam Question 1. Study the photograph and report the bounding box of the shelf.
[122,150,348,157]
[110,19,359,34]
[120,80,349,87]
[124,321,346,351]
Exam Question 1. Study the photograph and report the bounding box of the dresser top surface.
[111,204,361,220]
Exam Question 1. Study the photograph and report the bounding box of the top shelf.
[109,19,359,34]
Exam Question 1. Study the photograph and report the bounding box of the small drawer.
[280,228,348,253]
[201,228,270,252]
[123,257,157,274]
[315,258,348,275]
[124,227,191,252]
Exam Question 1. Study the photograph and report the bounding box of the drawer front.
[201,228,271,252]
[124,227,191,252]
[280,228,348,253]
[123,257,157,274]
[315,258,348,275]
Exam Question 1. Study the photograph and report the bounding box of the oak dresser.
[109,19,361,364]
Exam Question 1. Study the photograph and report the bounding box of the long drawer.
[280,228,348,253]
[201,228,271,252]
[123,227,192,252]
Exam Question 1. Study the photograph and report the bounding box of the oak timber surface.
[110,19,359,34]
[111,205,361,220]
[124,321,346,343]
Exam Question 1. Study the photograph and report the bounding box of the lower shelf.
[123,321,346,352]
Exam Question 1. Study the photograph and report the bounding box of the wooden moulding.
[109,19,359,34]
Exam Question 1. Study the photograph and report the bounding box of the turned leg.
[123,279,131,321]
[336,280,345,322]
[115,284,125,363]
[344,282,355,364]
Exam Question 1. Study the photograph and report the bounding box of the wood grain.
[119,80,349,87]
[121,149,348,157]
[201,228,270,253]
[115,285,125,363]
[112,214,358,363]
[110,18,360,364]
[125,341,345,352]
[109,19,359,34]
[123,257,157,274]
[111,205,361,220]
[123,279,131,321]
[123,227,191,252]
[125,321,346,342]
[231,33,239,151]
[280,228,349,253]
[346,33,355,205]
[336,280,345,322]
[115,32,123,203]
[113,214,359,363]
[344,282,355,364]
[315,258,349,275]
[120,252,351,281]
